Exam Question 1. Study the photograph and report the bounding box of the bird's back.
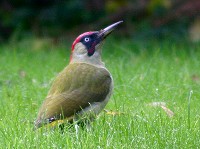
[35,63,112,128]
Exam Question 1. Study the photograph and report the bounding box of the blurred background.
[0,0,199,44]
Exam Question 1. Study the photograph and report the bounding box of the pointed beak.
[98,21,123,39]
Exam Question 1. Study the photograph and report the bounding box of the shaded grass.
[0,38,200,148]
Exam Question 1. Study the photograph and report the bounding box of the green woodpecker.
[35,21,123,129]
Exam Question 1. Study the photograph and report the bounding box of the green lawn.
[0,38,200,148]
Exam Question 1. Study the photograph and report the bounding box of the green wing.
[35,63,111,128]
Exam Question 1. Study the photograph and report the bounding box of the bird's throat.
[70,43,104,67]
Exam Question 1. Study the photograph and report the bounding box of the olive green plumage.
[34,21,123,129]
[35,63,112,128]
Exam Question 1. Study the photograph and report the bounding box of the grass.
[0,37,200,148]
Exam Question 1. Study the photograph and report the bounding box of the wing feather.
[35,63,111,127]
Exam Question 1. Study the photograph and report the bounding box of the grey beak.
[98,21,123,39]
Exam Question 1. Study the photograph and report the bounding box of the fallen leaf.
[192,74,200,83]
[19,70,26,78]
[148,102,174,118]
[104,109,125,116]
[161,105,174,118]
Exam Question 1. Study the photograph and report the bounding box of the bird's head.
[70,21,123,66]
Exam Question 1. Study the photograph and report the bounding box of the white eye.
[84,37,90,42]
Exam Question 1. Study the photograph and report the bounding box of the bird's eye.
[84,37,90,42]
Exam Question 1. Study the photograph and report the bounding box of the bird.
[34,21,123,130]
